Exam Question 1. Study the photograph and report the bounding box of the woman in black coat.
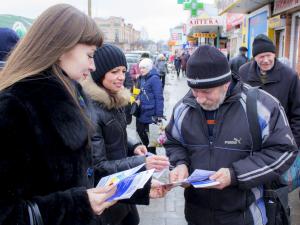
[0,4,116,225]
[80,44,170,225]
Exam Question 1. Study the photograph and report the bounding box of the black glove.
[152,116,163,124]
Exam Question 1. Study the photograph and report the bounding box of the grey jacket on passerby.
[239,59,300,147]
[164,76,298,225]
[229,54,248,75]
[155,59,168,75]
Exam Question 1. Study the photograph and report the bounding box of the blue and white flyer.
[97,164,155,201]
[164,169,220,188]
[187,169,220,188]
[97,163,145,187]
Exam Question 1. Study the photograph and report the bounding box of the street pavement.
[127,72,300,225]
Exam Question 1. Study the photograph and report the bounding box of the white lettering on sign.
[274,0,300,14]
[189,18,222,26]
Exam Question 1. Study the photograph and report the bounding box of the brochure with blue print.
[165,169,219,188]
[96,164,155,201]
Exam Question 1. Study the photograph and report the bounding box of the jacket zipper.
[143,89,150,101]
[208,136,214,225]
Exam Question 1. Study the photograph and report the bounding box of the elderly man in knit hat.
[239,34,300,149]
[165,45,298,225]
[0,27,19,69]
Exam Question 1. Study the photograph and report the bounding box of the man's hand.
[149,179,170,199]
[145,155,170,171]
[169,164,189,183]
[209,168,231,190]
[134,145,148,155]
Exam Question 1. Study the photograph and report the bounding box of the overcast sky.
[0,0,214,41]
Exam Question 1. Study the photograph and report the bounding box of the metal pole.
[88,0,92,17]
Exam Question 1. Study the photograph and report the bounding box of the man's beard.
[199,89,227,111]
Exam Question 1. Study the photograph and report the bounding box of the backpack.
[246,87,290,225]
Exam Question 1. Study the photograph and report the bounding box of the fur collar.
[80,75,131,109]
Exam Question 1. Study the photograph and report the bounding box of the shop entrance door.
[291,13,300,73]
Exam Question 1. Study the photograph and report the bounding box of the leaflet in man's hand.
[164,169,219,188]
[96,164,154,201]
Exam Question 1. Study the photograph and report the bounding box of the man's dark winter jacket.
[239,59,300,147]
[229,54,248,74]
[81,76,149,225]
[137,68,164,124]
[0,72,98,225]
[165,77,298,225]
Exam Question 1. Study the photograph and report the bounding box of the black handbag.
[246,87,290,225]
[130,102,140,117]
[26,201,44,225]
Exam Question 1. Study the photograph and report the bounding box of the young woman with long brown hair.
[0,4,116,225]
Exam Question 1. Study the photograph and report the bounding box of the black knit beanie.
[252,34,275,57]
[186,45,231,89]
[0,28,19,61]
[91,44,127,84]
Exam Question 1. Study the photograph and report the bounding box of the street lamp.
[88,0,92,16]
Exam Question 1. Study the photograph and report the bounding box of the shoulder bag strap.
[246,87,262,152]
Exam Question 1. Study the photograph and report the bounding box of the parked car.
[126,55,140,72]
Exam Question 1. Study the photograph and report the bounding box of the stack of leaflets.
[97,163,154,201]
[164,169,220,188]
[97,163,220,201]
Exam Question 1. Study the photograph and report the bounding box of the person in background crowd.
[165,45,298,225]
[135,58,164,154]
[80,44,170,225]
[0,4,117,225]
[174,52,181,78]
[155,53,168,89]
[129,52,150,87]
[0,27,19,69]
[180,52,189,77]
[239,34,300,148]
[229,46,248,75]
[123,68,134,124]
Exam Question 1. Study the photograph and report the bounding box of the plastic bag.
[148,122,167,147]
[281,153,300,192]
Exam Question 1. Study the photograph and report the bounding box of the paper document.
[164,169,220,188]
[96,164,155,201]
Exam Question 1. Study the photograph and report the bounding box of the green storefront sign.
[0,14,33,37]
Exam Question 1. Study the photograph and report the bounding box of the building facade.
[215,0,300,74]
[94,16,141,51]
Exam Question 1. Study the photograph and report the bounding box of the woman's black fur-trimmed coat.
[80,75,149,225]
[0,72,98,225]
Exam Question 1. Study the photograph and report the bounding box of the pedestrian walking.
[180,52,189,77]
[174,52,181,78]
[155,53,168,89]
[165,45,298,225]
[135,58,164,154]
[80,44,170,225]
[229,46,248,74]
[0,4,117,225]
